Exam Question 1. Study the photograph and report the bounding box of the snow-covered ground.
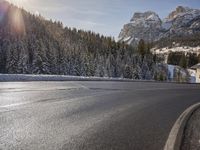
[188,69,196,83]
[152,46,200,63]
[167,64,196,83]
[0,74,140,82]
[167,65,175,79]
[152,46,200,55]
[0,72,196,83]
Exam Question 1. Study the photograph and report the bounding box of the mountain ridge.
[119,6,200,47]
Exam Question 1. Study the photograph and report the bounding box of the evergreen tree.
[138,39,146,59]
[124,65,132,79]
[198,54,200,63]
[187,53,198,67]
[179,54,187,69]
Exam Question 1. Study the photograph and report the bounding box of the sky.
[6,0,200,38]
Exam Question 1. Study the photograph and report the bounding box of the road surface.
[0,81,200,150]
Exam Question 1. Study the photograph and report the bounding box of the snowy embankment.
[152,46,200,63]
[152,46,200,55]
[167,64,196,83]
[0,74,144,82]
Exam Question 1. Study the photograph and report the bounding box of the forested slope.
[0,1,157,79]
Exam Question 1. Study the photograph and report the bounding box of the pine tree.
[179,54,187,69]
[138,39,146,59]
[198,54,200,63]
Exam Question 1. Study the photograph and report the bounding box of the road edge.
[164,102,200,150]
[0,74,155,82]
[0,74,197,84]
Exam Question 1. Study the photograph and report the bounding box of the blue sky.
[7,0,200,38]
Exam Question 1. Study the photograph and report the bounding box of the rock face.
[119,6,200,46]
[118,11,162,45]
[160,6,200,38]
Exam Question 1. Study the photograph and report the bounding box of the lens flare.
[9,8,26,34]
[7,0,25,8]
[2,0,26,34]
[0,1,8,23]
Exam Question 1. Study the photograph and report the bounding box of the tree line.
[167,52,200,68]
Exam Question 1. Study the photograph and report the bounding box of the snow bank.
[168,65,175,79]
[166,64,197,83]
[188,69,196,83]
[152,46,200,55]
[0,74,140,82]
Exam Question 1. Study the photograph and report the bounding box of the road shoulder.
[181,107,200,150]
[164,103,200,150]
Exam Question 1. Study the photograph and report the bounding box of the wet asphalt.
[0,81,200,150]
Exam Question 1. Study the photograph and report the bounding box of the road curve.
[0,81,200,150]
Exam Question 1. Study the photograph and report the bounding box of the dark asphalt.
[0,81,200,150]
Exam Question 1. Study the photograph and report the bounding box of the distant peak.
[167,6,200,20]
[176,6,190,12]
[174,6,191,14]
[131,11,159,22]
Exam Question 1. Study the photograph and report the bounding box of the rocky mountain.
[119,6,200,47]
[118,11,161,45]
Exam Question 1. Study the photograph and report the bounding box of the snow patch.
[168,65,175,79]
[152,46,200,55]
[188,69,196,83]
[123,36,131,42]
[147,14,160,21]
[0,74,137,82]
[162,21,172,30]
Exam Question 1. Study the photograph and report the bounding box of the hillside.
[0,1,159,80]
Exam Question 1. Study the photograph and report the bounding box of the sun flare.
[4,0,26,34]
[7,0,26,7]
[11,8,26,34]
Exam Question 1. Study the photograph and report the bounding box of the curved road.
[0,81,200,150]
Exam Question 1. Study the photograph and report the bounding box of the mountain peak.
[130,11,160,22]
[176,6,190,12]
[119,6,200,46]
[167,6,200,20]
[118,10,161,44]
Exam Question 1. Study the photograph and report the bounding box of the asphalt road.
[0,81,200,150]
